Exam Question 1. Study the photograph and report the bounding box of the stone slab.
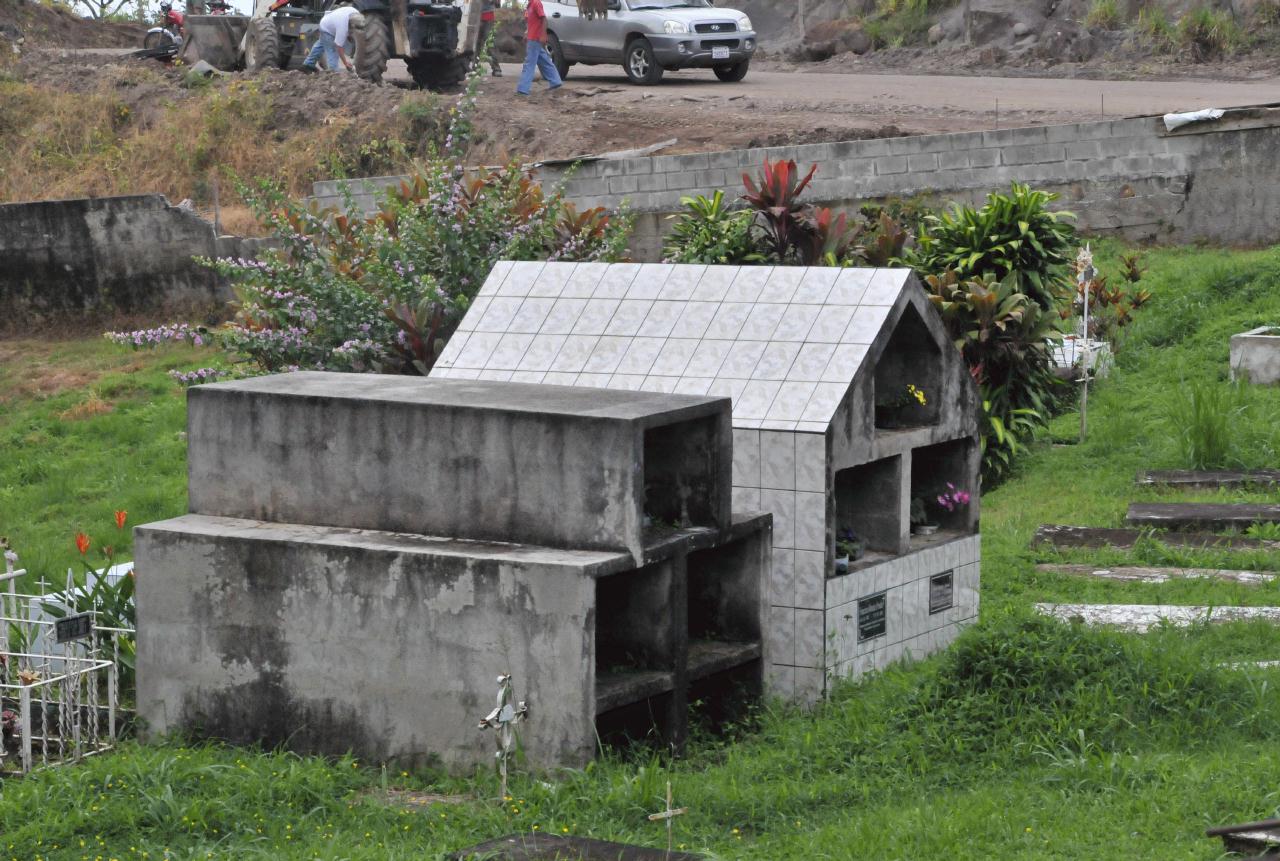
[1136,469,1280,488]
[1126,503,1280,531]
[1035,564,1276,585]
[1036,603,1280,632]
[1033,524,1276,551]
[187,373,732,561]
[452,834,702,860]
[1230,325,1280,385]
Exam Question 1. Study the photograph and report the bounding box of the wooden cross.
[477,673,528,801]
[647,781,688,855]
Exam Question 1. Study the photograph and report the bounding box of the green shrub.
[910,183,1077,311]
[1167,379,1248,469]
[1085,0,1122,29]
[662,190,760,264]
[1177,6,1244,60]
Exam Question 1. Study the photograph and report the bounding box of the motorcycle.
[143,2,185,50]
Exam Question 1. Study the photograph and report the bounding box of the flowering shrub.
[109,63,632,378]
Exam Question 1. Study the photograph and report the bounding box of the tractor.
[351,0,481,89]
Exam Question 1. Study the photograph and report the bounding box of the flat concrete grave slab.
[1136,469,1280,489]
[1037,603,1280,632]
[1035,564,1277,585]
[1033,525,1277,551]
[1230,325,1280,384]
[187,372,731,561]
[452,834,702,860]
[1222,660,1280,669]
[1126,503,1280,531]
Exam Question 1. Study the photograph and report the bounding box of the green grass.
[5,243,1280,858]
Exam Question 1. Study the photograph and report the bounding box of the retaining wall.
[313,105,1280,260]
[0,194,259,324]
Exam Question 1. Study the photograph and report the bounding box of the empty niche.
[910,438,976,534]
[834,455,905,556]
[643,415,722,530]
[594,560,679,745]
[873,303,942,430]
[687,534,765,675]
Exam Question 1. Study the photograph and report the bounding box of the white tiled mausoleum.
[433,262,981,703]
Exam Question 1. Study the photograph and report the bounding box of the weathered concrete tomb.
[432,262,982,702]
[136,374,771,769]
[1230,325,1280,385]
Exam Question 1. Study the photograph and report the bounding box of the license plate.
[711,46,730,59]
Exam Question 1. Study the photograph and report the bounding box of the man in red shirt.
[477,0,502,77]
[516,0,562,96]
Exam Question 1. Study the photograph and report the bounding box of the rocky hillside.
[738,0,1279,71]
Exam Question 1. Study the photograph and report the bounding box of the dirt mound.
[0,0,141,49]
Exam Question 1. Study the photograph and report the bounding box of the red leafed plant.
[742,159,819,262]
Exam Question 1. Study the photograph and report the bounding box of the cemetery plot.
[451,833,703,860]
[1136,469,1280,489]
[1035,563,1277,585]
[1036,603,1280,632]
[1032,524,1276,551]
[1126,502,1280,531]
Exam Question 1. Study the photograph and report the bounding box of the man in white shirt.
[301,4,365,73]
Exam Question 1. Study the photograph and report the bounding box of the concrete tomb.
[136,374,771,770]
[1230,325,1280,385]
[433,262,982,703]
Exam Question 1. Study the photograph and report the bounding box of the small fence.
[0,552,131,774]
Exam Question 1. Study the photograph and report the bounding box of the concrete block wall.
[312,108,1280,260]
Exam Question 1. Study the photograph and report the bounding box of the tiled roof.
[432,262,913,431]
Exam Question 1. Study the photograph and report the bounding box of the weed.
[1166,379,1247,469]
[1085,0,1122,30]
[1177,6,1244,60]
[1135,6,1175,51]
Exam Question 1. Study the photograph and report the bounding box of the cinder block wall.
[314,107,1280,260]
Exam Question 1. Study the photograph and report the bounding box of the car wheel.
[713,59,749,82]
[548,32,569,81]
[623,37,663,85]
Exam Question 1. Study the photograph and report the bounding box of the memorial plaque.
[55,612,93,644]
[929,571,954,615]
[857,592,886,642]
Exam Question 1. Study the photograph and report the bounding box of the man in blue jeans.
[301,4,365,73]
[516,0,561,96]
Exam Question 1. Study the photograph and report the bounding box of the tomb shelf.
[840,529,971,576]
[639,525,719,564]
[687,639,762,681]
[595,669,675,714]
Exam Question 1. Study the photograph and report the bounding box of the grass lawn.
[2,243,1280,859]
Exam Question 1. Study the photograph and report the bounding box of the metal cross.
[1075,244,1096,442]
[647,781,688,855]
[477,673,528,801]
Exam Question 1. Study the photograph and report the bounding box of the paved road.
[391,60,1280,118]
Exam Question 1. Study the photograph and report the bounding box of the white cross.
[477,673,528,801]
[647,781,688,855]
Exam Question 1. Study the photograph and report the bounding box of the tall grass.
[1167,380,1247,469]
[1085,0,1122,30]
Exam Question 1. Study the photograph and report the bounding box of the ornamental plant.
[43,512,137,694]
[109,62,633,380]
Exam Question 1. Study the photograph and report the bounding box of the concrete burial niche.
[1230,325,1280,385]
[136,375,770,770]
[433,262,981,703]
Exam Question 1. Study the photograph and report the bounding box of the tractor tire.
[407,55,467,90]
[623,37,663,85]
[245,17,283,73]
[713,59,749,82]
[355,14,391,84]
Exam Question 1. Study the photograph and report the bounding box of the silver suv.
[544,0,757,85]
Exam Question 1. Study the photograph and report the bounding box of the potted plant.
[910,497,938,536]
[834,528,864,574]
[874,383,928,429]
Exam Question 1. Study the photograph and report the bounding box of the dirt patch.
[0,0,142,49]
[58,392,114,420]
[0,341,105,403]
[375,788,471,809]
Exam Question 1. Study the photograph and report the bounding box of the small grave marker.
[54,613,93,644]
[857,593,886,642]
[477,673,529,801]
[928,572,954,615]
[647,781,688,855]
